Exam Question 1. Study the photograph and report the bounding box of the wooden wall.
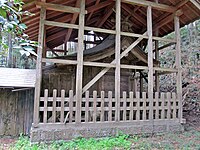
[0,89,34,136]
[41,65,131,97]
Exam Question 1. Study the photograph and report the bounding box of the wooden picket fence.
[39,89,180,124]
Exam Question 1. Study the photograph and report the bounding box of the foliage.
[10,129,200,150]
[0,0,37,57]
[11,134,132,150]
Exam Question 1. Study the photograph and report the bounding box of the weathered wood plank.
[142,92,147,120]
[130,92,134,120]
[75,0,85,123]
[122,0,176,12]
[35,2,87,14]
[93,91,97,122]
[115,0,121,122]
[122,92,127,121]
[108,91,112,122]
[136,92,140,120]
[174,15,183,123]
[167,92,171,119]
[172,92,177,119]
[52,89,57,123]
[147,6,154,120]
[33,6,46,127]
[155,92,159,119]
[161,93,165,119]
[60,90,65,123]
[100,91,105,122]
[69,90,73,123]
[43,89,48,123]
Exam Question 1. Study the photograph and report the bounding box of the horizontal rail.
[36,2,87,14]
[44,20,176,42]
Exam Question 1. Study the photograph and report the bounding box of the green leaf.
[19,50,30,56]
[28,50,37,56]
[13,45,22,49]
[0,7,7,18]
[19,23,27,30]
[23,45,35,51]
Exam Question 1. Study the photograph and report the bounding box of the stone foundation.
[30,120,184,143]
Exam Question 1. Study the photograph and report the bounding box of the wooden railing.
[39,90,180,123]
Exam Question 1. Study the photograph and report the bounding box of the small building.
[0,0,200,142]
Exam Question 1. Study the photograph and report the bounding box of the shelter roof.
[22,0,200,49]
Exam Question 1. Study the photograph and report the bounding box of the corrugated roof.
[0,68,36,87]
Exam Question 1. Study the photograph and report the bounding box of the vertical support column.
[140,73,143,93]
[33,7,46,127]
[75,0,85,123]
[147,6,153,120]
[174,15,183,123]
[155,30,159,92]
[115,0,121,121]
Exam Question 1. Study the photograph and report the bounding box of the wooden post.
[140,73,143,94]
[155,30,159,92]
[174,15,183,123]
[147,6,154,120]
[33,6,46,127]
[75,0,85,123]
[115,0,121,121]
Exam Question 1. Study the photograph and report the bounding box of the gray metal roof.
[0,68,36,88]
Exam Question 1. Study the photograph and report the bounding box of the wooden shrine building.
[0,0,199,142]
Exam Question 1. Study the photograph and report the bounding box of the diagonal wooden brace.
[82,32,147,93]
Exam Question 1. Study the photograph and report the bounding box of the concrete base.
[30,120,184,143]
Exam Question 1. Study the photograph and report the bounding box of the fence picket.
[100,91,105,122]
[130,92,134,120]
[52,89,57,123]
[161,93,165,119]
[60,90,65,123]
[142,92,146,120]
[69,90,73,123]
[108,91,112,122]
[85,91,89,122]
[136,92,140,120]
[123,91,127,121]
[93,91,97,122]
[155,92,159,119]
[172,92,176,119]
[167,92,171,119]
[43,89,48,123]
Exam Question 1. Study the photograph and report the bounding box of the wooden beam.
[87,0,101,22]
[95,4,114,27]
[153,42,175,52]
[147,6,153,120]
[42,58,77,65]
[153,9,183,31]
[75,0,85,123]
[174,15,183,123]
[86,1,113,13]
[121,4,146,26]
[33,6,46,127]
[190,0,200,10]
[45,20,175,43]
[35,1,87,14]
[122,0,176,12]
[82,33,146,93]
